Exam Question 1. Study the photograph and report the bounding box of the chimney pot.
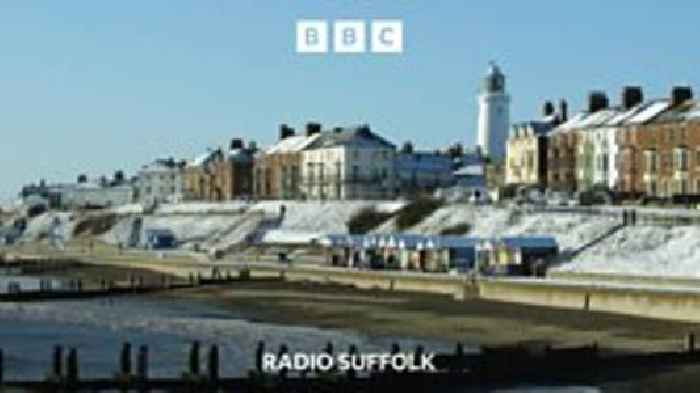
[559,99,569,123]
[588,91,609,113]
[306,122,322,136]
[621,86,644,110]
[230,138,244,150]
[279,124,295,140]
[542,101,555,117]
[672,86,693,106]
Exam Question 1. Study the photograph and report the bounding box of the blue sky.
[1,1,699,200]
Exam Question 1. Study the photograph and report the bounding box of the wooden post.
[346,345,358,379]
[189,341,201,375]
[391,342,400,355]
[453,342,463,372]
[121,342,132,375]
[208,344,219,382]
[66,348,78,384]
[687,333,696,353]
[414,344,424,370]
[255,341,265,373]
[278,344,289,379]
[137,345,148,381]
[53,345,63,378]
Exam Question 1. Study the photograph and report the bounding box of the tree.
[77,174,88,184]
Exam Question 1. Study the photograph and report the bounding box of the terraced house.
[618,87,698,197]
[546,101,599,192]
[183,138,255,201]
[585,87,644,192]
[505,101,564,189]
[253,124,320,200]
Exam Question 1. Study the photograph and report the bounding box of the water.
[0,282,600,392]
[0,295,453,380]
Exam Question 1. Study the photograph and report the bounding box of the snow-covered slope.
[557,225,700,277]
[20,212,77,243]
[375,205,620,252]
[254,200,405,244]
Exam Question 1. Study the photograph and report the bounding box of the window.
[648,181,657,196]
[644,150,658,174]
[352,165,359,181]
[602,154,609,172]
[675,148,689,171]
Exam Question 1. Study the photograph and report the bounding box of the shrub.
[440,223,471,235]
[395,198,443,231]
[73,214,117,236]
[347,208,394,234]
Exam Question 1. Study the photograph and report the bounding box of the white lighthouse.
[477,61,510,161]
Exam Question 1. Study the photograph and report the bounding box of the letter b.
[297,20,328,53]
[334,20,366,53]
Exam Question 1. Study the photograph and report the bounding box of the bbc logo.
[296,20,403,54]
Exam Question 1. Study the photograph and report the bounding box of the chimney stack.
[621,86,643,110]
[588,91,609,113]
[671,86,693,106]
[306,122,322,137]
[542,101,555,117]
[230,138,244,150]
[559,99,569,122]
[279,124,295,140]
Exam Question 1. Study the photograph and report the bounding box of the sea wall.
[253,267,474,298]
[478,279,700,322]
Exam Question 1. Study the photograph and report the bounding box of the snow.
[108,203,144,214]
[375,205,618,253]
[20,212,76,243]
[70,199,700,278]
[253,200,405,244]
[626,100,670,124]
[265,134,320,154]
[102,200,406,249]
[156,201,251,214]
[557,225,700,277]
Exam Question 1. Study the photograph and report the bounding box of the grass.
[439,223,471,235]
[347,207,394,234]
[395,198,444,231]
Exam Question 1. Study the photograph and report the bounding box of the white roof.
[577,109,620,129]
[604,105,646,126]
[191,152,214,166]
[681,101,700,121]
[553,112,589,133]
[626,100,670,124]
[266,134,320,154]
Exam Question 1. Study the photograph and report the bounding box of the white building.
[477,62,511,161]
[134,158,186,204]
[395,151,455,196]
[300,125,397,200]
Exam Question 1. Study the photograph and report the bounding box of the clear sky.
[1,1,699,201]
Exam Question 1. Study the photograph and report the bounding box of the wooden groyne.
[0,268,280,302]
[1,336,700,392]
